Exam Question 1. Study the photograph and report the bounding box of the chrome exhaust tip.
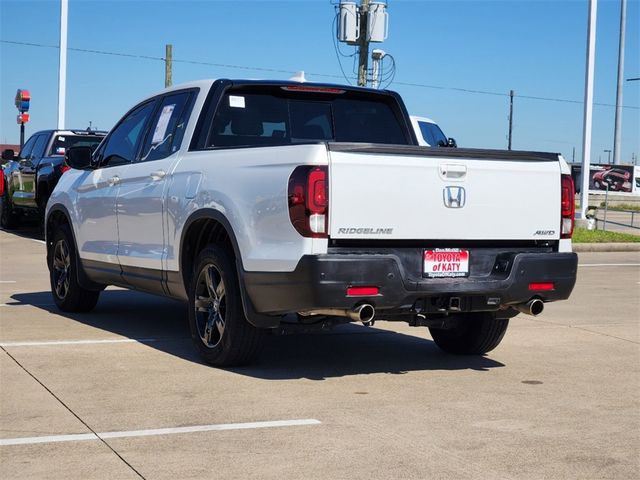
[353,304,375,323]
[514,299,544,316]
[298,304,376,324]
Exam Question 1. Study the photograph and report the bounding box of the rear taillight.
[0,169,4,197]
[561,174,575,239]
[60,164,71,174]
[288,166,329,238]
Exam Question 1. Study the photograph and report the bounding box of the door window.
[139,91,194,162]
[30,134,49,160]
[18,135,38,159]
[428,123,448,147]
[418,122,436,146]
[98,101,157,167]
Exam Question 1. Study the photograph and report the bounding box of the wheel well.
[46,210,70,259]
[181,218,235,287]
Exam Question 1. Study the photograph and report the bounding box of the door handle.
[108,175,120,186]
[150,170,166,181]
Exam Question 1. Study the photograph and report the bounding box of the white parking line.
[0,419,322,446]
[0,281,17,284]
[0,338,161,347]
[0,303,56,307]
[578,263,640,267]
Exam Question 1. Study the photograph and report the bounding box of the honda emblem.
[443,186,466,208]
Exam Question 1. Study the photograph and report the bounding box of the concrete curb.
[572,243,640,252]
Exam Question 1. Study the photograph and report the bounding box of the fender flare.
[180,208,280,329]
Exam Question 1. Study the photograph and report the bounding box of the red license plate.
[424,249,470,278]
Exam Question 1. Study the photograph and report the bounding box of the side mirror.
[447,138,457,148]
[1,149,15,161]
[65,146,93,170]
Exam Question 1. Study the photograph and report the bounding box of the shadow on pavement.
[10,290,505,380]
[0,220,44,241]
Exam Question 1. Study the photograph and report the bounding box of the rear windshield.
[205,86,409,148]
[49,134,104,156]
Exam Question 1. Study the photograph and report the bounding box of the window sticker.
[229,95,245,108]
[151,104,176,144]
[58,136,66,142]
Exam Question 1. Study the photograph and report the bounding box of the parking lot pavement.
[1,228,639,480]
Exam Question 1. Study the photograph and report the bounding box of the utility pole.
[508,90,514,150]
[357,0,370,87]
[613,0,626,165]
[165,44,173,88]
[57,0,68,129]
[579,0,598,220]
[604,149,612,163]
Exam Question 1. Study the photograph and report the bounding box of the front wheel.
[49,224,100,312]
[429,312,509,355]
[188,245,264,366]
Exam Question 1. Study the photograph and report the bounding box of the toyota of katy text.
[45,79,578,366]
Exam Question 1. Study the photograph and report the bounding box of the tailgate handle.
[439,164,467,180]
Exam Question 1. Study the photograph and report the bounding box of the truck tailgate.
[328,144,561,241]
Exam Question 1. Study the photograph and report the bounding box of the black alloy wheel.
[194,263,227,349]
[49,224,100,312]
[52,237,71,300]
[188,245,264,366]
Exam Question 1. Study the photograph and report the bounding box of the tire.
[49,224,100,312]
[188,245,264,366]
[429,312,509,355]
[0,191,19,229]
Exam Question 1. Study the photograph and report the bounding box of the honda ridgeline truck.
[46,79,578,366]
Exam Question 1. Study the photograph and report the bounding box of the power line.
[2,39,638,110]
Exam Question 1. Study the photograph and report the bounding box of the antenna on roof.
[289,71,307,83]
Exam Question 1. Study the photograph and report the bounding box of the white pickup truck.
[46,79,578,366]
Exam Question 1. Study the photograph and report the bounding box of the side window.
[30,134,49,160]
[418,122,435,146]
[99,101,157,167]
[139,91,194,162]
[429,124,447,147]
[18,135,38,159]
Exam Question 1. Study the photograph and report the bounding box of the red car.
[592,168,632,192]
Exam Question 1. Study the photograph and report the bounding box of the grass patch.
[573,227,640,243]
[598,202,640,212]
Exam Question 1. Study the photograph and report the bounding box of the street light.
[604,149,612,163]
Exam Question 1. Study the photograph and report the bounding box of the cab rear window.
[49,134,104,156]
[205,86,409,148]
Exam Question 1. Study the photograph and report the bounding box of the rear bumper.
[243,250,578,315]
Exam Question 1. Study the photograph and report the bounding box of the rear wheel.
[188,245,264,366]
[0,191,19,229]
[49,224,100,312]
[429,312,509,355]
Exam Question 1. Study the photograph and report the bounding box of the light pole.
[57,0,68,129]
[612,0,627,165]
[604,149,612,163]
[579,0,598,220]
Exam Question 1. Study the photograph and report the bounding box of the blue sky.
[1,0,638,164]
